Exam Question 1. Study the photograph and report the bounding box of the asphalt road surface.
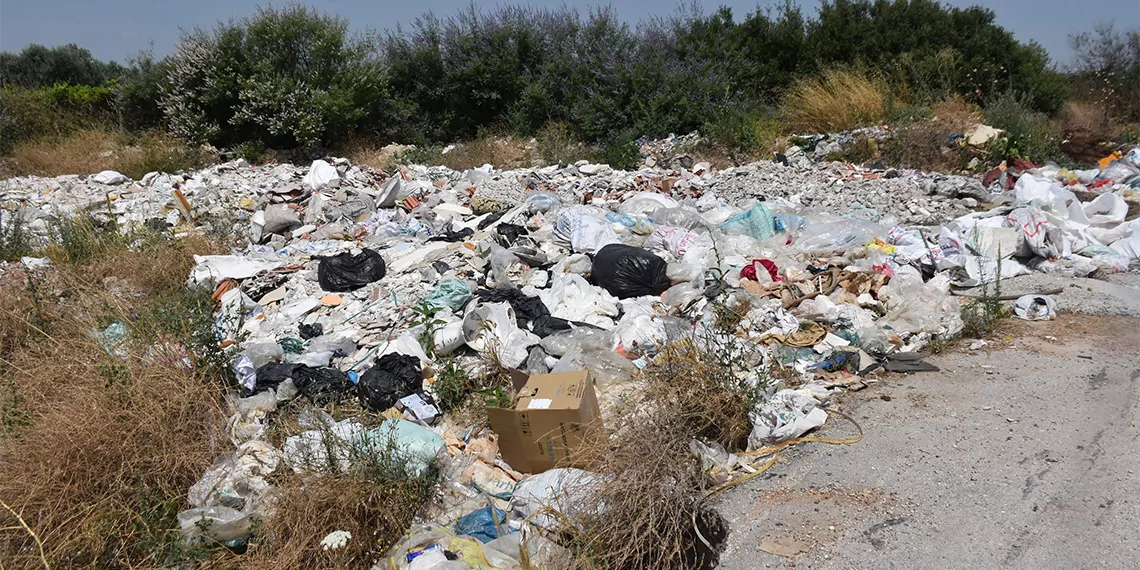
[716,314,1140,569]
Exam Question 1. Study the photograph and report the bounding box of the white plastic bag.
[537,273,619,328]
[748,389,827,449]
[302,159,339,190]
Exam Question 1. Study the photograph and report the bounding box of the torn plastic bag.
[178,505,256,546]
[740,259,782,282]
[486,245,524,289]
[294,366,354,405]
[425,278,473,312]
[537,273,619,328]
[317,249,386,292]
[428,227,474,242]
[462,302,540,368]
[795,219,885,254]
[1013,295,1057,321]
[383,524,493,570]
[250,362,299,395]
[496,223,529,244]
[612,309,666,350]
[618,192,679,217]
[553,206,619,254]
[285,417,443,477]
[508,468,602,532]
[455,506,509,543]
[591,244,671,299]
[877,273,963,340]
[643,226,714,262]
[303,159,339,190]
[525,190,561,214]
[474,288,572,337]
[550,338,634,391]
[748,389,828,449]
[358,354,422,412]
[245,341,284,368]
[552,253,592,276]
[651,207,709,231]
[233,354,257,393]
[718,201,776,240]
[298,323,324,339]
[188,440,279,512]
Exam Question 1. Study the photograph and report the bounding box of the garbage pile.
[2,146,1138,565]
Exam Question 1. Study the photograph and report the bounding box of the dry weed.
[439,138,531,171]
[783,69,888,133]
[240,472,437,569]
[929,95,982,131]
[3,129,212,179]
[0,233,230,568]
[557,333,766,569]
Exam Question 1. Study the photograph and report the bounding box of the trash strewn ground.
[1,143,1138,567]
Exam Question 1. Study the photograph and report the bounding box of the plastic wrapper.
[661,282,703,308]
[794,219,885,254]
[650,207,709,231]
[747,388,827,449]
[508,468,602,532]
[618,192,678,217]
[462,302,540,368]
[524,191,561,213]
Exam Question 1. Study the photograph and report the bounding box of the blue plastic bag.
[454,506,508,543]
[718,202,775,240]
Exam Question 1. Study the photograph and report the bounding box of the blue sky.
[0,1,1136,67]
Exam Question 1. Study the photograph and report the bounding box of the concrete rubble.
[2,145,1138,565]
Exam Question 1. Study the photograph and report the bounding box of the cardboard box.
[486,369,605,473]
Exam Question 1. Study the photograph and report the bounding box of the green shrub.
[0,43,121,88]
[0,84,115,152]
[162,4,388,148]
[984,91,1065,164]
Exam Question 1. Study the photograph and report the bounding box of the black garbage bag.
[496,223,529,244]
[357,353,422,412]
[474,288,572,337]
[298,323,324,339]
[591,243,670,299]
[294,366,354,405]
[251,362,300,395]
[318,249,386,292]
[428,227,474,242]
[476,212,504,230]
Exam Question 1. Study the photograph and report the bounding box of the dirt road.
[716,314,1140,569]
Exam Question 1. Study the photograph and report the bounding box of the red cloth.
[740,259,782,282]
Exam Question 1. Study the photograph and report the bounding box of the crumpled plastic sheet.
[748,388,828,449]
[538,273,619,328]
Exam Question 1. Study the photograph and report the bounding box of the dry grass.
[929,94,982,132]
[347,137,533,172]
[1,129,214,179]
[240,472,437,568]
[557,334,765,569]
[0,229,231,568]
[783,69,889,133]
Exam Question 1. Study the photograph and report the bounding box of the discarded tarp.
[318,249,386,292]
